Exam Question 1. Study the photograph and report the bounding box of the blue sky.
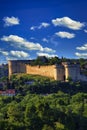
[0,0,87,63]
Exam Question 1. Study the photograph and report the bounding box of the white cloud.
[55,31,75,39]
[3,16,20,27]
[0,49,29,58]
[1,35,43,51]
[38,22,50,29]
[76,43,87,50]
[52,17,84,30]
[37,52,58,58]
[0,50,9,56]
[76,43,87,58]
[6,57,18,61]
[43,47,56,53]
[75,52,87,58]
[1,35,55,53]
[10,50,29,58]
[84,29,87,33]
[30,22,50,30]
[42,38,48,43]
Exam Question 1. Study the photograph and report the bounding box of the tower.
[8,60,26,79]
[54,64,65,81]
[8,60,15,79]
[63,62,80,81]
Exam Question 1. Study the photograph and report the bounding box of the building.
[0,89,15,96]
[8,60,87,81]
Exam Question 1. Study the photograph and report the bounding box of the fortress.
[8,59,87,81]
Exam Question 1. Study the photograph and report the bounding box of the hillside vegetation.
[0,74,87,130]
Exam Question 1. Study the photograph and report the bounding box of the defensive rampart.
[8,60,87,81]
[26,64,57,80]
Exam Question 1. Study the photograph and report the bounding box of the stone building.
[8,60,87,81]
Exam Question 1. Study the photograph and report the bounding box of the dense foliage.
[0,74,87,130]
[29,56,87,66]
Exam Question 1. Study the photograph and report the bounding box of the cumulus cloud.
[30,22,50,30]
[3,16,20,27]
[37,52,58,58]
[38,22,50,29]
[76,43,87,58]
[76,43,87,51]
[0,50,9,56]
[52,17,84,30]
[1,35,55,53]
[10,50,29,58]
[43,47,55,53]
[0,49,30,60]
[55,31,75,39]
[75,52,87,58]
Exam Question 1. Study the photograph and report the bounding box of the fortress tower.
[54,64,65,80]
[8,60,26,79]
[63,62,80,81]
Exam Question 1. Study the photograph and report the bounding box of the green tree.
[7,102,23,123]
[25,104,42,130]
[42,124,55,130]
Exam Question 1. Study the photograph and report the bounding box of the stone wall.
[26,65,56,79]
[79,74,87,81]
[54,65,65,81]
[8,61,26,79]
[8,60,87,82]
[64,64,80,81]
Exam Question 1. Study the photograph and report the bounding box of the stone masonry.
[8,60,87,81]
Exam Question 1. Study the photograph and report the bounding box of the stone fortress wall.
[8,60,26,79]
[26,64,56,79]
[8,60,87,81]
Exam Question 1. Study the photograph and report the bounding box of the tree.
[7,102,23,123]
[42,124,55,130]
[48,57,61,65]
[25,104,42,130]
